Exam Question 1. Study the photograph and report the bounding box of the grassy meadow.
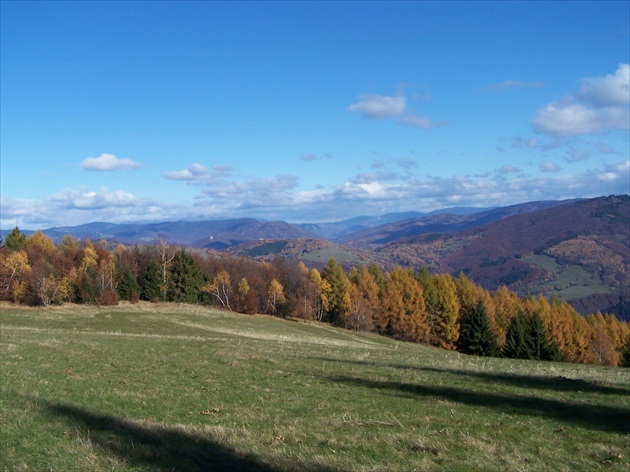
[1,302,629,471]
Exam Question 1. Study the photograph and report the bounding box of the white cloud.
[348,88,447,131]
[82,153,140,171]
[163,163,210,181]
[532,103,628,136]
[577,64,630,106]
[397,113,442,130]
[532,64,630,137]
[51,187,139,209]
[347,94,407,119]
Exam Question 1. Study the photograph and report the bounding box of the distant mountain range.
[2,196,628,318]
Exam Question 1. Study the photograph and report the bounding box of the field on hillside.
[1,303,629,471]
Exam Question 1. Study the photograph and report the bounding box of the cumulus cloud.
[347,94,407,119]
[397,113,443,129]
[82,153,140,171]
[532,64,630,137]
[163,164,234,184]
[163,163,211,181]
[348,91,445,131]
[577,64,630,106]
[532,103,628,136]
[50,187,139,209]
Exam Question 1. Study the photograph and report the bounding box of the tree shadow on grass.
[39,400,317,472]
[309,356,630,396]
[328,374,630,435]
[394,364,630,396]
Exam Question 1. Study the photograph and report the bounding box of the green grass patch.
[522,254,611,300]
[300,245,367,266]
[2,303,629,471]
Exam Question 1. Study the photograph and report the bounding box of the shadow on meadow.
[328,374,630,435]
[310,356,630,396]
[39,401,284,472]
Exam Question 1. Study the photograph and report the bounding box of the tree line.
[2,227,629,367]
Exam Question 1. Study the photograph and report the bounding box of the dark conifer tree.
[140,259,162,301]
[117,265,140,301]
[503,313,528,359]
[3,227,27,250]
[458,300,498,356]
[525,312,560,361]
[169,249,206,303]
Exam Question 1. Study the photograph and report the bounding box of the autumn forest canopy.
[1,227,629,367]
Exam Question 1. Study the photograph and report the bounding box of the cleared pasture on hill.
[1,303,629,471]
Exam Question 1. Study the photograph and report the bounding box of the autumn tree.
[492,285,521,346]
[235,277,257,314]
[158,239,176,301]
[294,262,318,321]
[266,278,286,315]
[27,231,68,306]
[425,274,460,349]
[620,333,630,368]
[1,249,31,302]
[310,268,331,321]
[202,269,232,310]
[345,265,379,331]
[588,313,620,365]
[320,258,350,325]
[379,266,428,343]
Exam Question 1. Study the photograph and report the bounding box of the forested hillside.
[363,195,630,318]
[1,228,628,366]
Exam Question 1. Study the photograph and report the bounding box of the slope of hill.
[369,195,629,318]
[224,238,376,268]
[339,200,574,245]
[298,207,486,240]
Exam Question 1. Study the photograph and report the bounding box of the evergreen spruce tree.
[169,249,206,303]
[503,313,528,359]
[525,312,547,360]
[140,259,162,301]
[504,312,561,361]
[117,266,140,301]
[525,312,560,361]
[3,226,27,250]
[458,300,498,357]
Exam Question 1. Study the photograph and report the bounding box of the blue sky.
[1,1,629,230]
